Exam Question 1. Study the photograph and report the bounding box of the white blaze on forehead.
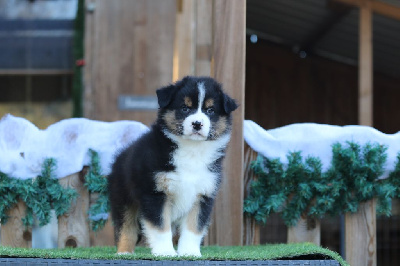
[180,82,211,140]
[197,82,206,110]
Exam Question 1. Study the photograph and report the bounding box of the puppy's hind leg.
[116,206,140,254]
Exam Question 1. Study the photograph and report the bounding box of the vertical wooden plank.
[173,0,195,81]
[194,0,213,76]
[0,201,32,248]
[209,0,246,246]
[358,1,373,126]
[287,216,321,246]
[58,172,90,248]
[345,2,376,266]
[243,144,260,245]
[346,199,376,266]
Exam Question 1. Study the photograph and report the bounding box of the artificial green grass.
[0,243,348,265]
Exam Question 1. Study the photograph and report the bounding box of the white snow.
[0,114,149,179]
[2,115,399,180]
[244,120,400,179]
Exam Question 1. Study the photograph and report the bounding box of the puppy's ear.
[156,84,177,108]
[223,93,238,114]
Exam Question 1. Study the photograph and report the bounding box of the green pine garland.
[84,149,110,232]
[0,151,110,232]
[0,159,78,227]
[244,141,399,226]
[386,153,400,200]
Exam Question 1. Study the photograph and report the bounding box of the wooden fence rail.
[0,170,114,248]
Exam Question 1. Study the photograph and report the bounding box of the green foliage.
[0,172,22,223]
[0,159,78,227]
[72,0,85,117]
[244,152,323,226]
[1,149,111,231]
[84,149,110,232]
[244,141,398,226]
[387,153,400,197]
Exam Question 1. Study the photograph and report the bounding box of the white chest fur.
[157,133,230,221]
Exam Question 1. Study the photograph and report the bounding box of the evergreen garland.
[244,141,399,226]
[386,153,400,200]
[0,159,78,227]
[84,149,110,232]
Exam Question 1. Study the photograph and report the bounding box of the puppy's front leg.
[177,196,214,257]
[141,199,176,256]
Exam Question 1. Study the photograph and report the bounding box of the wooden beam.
[173,0,195,81]
[287,216,321,246]
[358,1,373,126]
[208,0,246,246]
[334,0,400,20]
[345,3,376,266]
[345,200,377,266]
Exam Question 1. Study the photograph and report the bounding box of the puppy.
[108,76,238,256]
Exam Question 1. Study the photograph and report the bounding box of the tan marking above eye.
[204,98,214,108]
[184,97,193,108]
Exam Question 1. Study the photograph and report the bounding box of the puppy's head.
[157,76,238,141]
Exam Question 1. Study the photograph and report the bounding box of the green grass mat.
[0,243,348,266]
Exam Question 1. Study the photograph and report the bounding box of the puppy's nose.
[192,121,202,131]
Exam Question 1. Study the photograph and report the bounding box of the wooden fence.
[0,170,114,248]
[1,143,375,265]
[243,144,376,266]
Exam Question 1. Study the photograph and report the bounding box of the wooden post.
[345,2,376,265]
[243,144,260,245]
[0,201,32,248]
[358,0,373,127]
[58,172,90,248]
[346,199,376,266]
[173,0,195,81]
[208,0,246,246]
[287,215,321,246]
[194,0,213,76]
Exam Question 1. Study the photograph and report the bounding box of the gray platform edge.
[0,258,340,266]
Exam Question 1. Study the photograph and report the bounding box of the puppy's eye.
[181,105,190,113]
[206,107,215,115]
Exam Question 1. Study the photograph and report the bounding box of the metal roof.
[247,0,400,79]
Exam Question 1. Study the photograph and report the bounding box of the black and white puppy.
[108,76,238,256]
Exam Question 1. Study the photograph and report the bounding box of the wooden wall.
[245,39,400,134]
[84,0,176,126]
[83,0,246,247]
